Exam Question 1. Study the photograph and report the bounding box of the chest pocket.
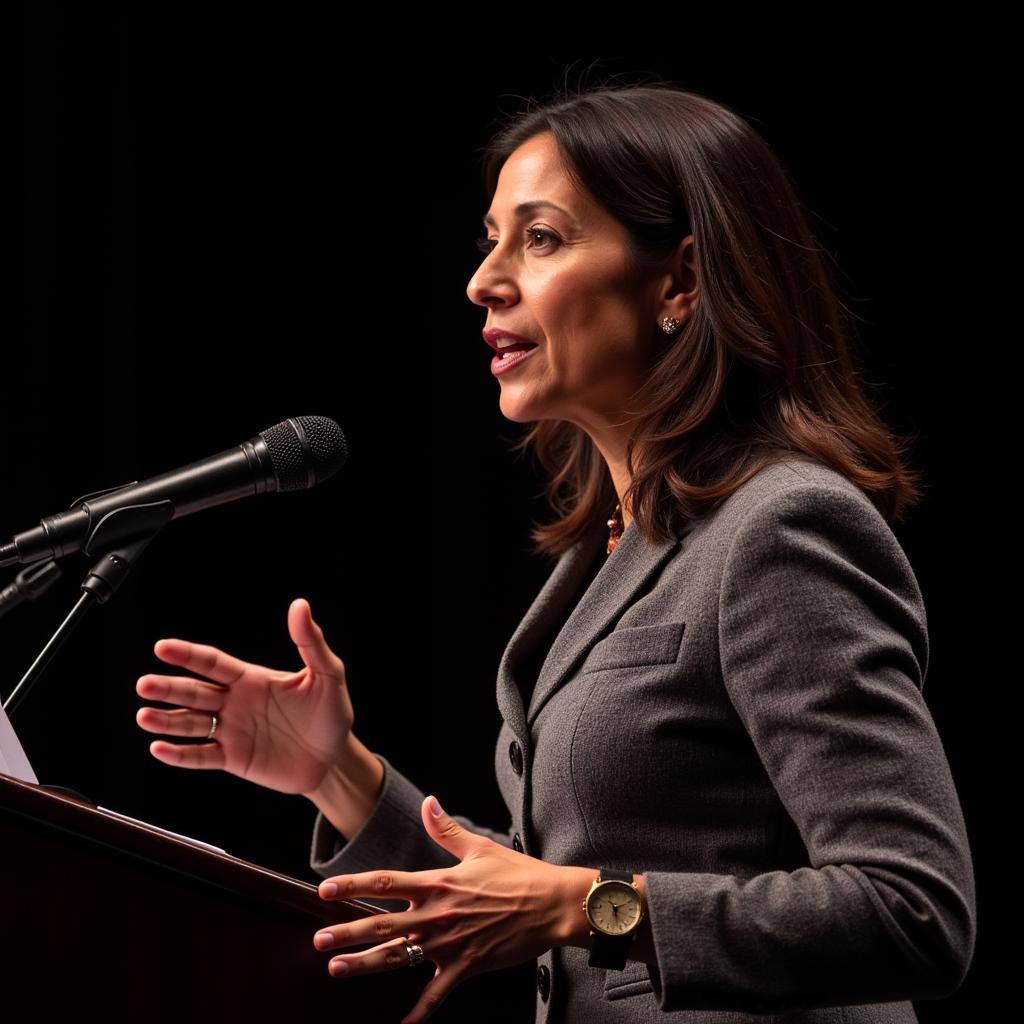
[580,621,686,675]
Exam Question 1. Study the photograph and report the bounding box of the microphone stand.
[2,500,174,717]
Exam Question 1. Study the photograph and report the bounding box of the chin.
[498,383,562,424]
[498,396,535,423]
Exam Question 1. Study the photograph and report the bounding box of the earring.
[659,316,683,335]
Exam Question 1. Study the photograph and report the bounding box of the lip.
[482,327,538,352]
[490,345,539,377]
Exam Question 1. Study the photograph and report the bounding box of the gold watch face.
[585,880,641,936]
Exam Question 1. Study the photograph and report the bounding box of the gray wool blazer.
[309,456,976,1024]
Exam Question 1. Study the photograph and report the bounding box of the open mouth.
[495,342,538,357]
[491,344,539,375]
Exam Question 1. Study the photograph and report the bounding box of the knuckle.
[384,946,407,968]
[372,916,397,940]
[434,906,460,927]
[371,872,396,894]
[428,881,452,901]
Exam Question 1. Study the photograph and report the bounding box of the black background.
[4,6,1004,1021]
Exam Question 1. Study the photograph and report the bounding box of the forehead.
[483,133,582,226]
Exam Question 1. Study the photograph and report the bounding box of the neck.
[564,415,635,533]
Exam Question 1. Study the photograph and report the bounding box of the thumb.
[421,795,480,861]
[287,598,343,680]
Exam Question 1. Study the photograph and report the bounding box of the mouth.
[490,344,539,376]
[493,341,538,356]
[483,327,539,353]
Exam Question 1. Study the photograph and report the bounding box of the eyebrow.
[482,200,576,228]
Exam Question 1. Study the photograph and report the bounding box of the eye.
[525,226,559,250]
[473,225,561,256]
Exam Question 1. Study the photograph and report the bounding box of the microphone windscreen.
[259,416,348,491]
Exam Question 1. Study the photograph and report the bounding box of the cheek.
[538,271,643,385]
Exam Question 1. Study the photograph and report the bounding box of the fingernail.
[428,795,444,817]
[315,931,333,949]
[331,959,349,975]
[320,881,338,897]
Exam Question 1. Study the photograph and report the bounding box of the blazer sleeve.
[309,752,516,912]
[642,482,977,1014]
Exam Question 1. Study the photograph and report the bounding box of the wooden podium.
[0,772,535,1022]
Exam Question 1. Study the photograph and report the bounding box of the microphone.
[0,415,347,567]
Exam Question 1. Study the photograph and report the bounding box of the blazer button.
[536,963,550,1001]
[512,832,523,852]
[508,740,523,776]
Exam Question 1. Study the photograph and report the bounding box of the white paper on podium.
[0,698,38,784]
[2,698,224,855]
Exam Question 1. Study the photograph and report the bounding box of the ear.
[656,232,698,329]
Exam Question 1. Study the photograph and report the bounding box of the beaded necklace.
[607,501,624,555]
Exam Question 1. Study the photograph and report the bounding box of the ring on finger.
[206,713,218,740]
[405,939,424,968]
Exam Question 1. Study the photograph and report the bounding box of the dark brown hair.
[476,78,926,559]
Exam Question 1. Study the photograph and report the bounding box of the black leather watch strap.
[599,867,633,883]
[587,867,636,970]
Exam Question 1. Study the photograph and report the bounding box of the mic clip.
[68,480,140,509]
[82,500,175,558]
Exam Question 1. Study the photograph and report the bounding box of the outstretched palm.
[136,598,353,796]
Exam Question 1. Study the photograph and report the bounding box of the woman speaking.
[134,82,976,1024]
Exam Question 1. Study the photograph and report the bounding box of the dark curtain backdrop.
[5,7,1001,1021]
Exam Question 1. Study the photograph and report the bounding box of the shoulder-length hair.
[475,79,926,559]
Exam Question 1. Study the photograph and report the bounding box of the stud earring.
[659,316,683,335]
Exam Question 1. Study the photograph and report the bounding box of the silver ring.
[405,941,424,968]
[206,713,219,740]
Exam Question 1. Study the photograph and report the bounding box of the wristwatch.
[583,867,646,970]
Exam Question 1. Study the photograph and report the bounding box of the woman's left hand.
[313,793,575,1024]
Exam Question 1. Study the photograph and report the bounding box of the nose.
[466,255,517,310]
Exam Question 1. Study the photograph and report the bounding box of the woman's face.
[466,131,667,434]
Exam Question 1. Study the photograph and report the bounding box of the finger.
[314,906,420,953]
[288,598,344,680]
[136,674,226,711]
[319,869,444,905]
[136,706,221,739]
[400,963,461,1024]
[147,739,226,770]
[323,935,418,977]
[152,639,249,686]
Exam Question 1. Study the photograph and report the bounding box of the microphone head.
[258,416,348,492]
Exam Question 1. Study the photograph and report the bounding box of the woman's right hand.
[135,598,354,797]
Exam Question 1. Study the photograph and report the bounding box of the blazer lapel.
[495,519,607,747]
[525,516,682,728]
